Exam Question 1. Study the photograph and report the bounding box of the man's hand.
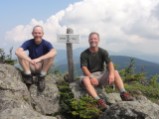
[90,78,99,86]
[108,73,115,85]
[32,58,42,65]
[29,58,42,70]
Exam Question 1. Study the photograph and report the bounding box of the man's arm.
[107,61,115,84]
[82,66,99,86]
[107,61,115,74]
[15,48,32,62]
[33,49,57,63]
[81,66,92,78]
[40,48,56,60]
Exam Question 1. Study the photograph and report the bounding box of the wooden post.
[66,28,74,82]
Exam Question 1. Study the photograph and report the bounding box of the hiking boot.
[97,99,107,110]
[22,73,33,89]
[31,72,40,84]
[37,76,45,92]
[23,74,33,85]
[120,92,134,101]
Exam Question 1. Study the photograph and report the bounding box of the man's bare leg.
[82,77,99,99]
[18,58,33,86]
[18,58,31,74]
[37,57,54,92]
[41,57,54,73]
[113,70,134,101]
[82,76,107,109]
[114,70,125,92]
[37,57,54,77]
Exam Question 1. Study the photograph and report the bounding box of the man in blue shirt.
[16,25,56,92]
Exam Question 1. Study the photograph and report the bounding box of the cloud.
[5,0,159,63]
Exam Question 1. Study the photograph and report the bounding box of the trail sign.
[57,34,80,44]
[57,28,79,82]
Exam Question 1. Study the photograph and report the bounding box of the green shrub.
[57,58,159,119]
[58,80,101,119]
[70,96,101,119]
[0,47,15,65]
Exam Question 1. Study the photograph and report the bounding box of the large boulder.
[0,100,56,119]
[99,99,159,119]
[0,64,57,119]
[105,93,122,104]
[29,74,60,115]
[70,80,108,99]
[70,80,159,119]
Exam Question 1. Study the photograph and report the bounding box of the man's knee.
[114,70,119,76]
[18,58,30,67]
[44,58,54,65]
[18,58,26,63]
[83,77,99,87]
[29,64,39,73]
[114,70,123,81]
[82,77,91,86]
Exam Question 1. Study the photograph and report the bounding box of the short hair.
[89,32,100,39]
[32,25,44,32]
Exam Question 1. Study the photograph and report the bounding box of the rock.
[69,80,87,99]
[70,80,159,119]
[56,115,65,119]
[105,92,147,104]
[70,81,123,104]
[129,90,148,101]
[156,100,159,105]
[106,93,122,104]
[0,64,31,103]
[99,100,159,119]
[0,100,56,119]
[2,64,159,119]
[70,80,108,99]
[29,74,60,115]
[0,64,57,119]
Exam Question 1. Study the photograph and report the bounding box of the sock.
[120,88,126,94]
[40,71,47,77]
[95,96,100,100]
[25,71,31,75]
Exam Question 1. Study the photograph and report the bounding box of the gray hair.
[32,25,44,32]
[89,32,100,39]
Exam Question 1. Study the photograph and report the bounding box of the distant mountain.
[53,49,159,78]
[111,56,159,78]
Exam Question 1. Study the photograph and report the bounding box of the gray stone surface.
[1,64,159,119]
[30,74,60,115]
[99,99,159,119]
[70,80,108,99]
[106,93,122,104]
[0,64,57,119]
[70,80,159,119]
[69,80,87,99]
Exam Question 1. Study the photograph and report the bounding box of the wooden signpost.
[57,28,80,82]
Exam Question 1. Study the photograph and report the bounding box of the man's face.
[32,27,44,44]
[89,34,99,48]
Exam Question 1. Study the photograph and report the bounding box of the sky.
[1,0,159,64]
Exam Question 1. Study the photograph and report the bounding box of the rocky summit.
[70,81,159,119]
[0,64,159,119]
[0,64,58,119]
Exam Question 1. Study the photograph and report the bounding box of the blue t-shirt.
[21,39,53,59]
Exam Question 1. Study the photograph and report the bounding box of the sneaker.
[97,99,107,110]
[120,92,134,101]
[37,75,45,92]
